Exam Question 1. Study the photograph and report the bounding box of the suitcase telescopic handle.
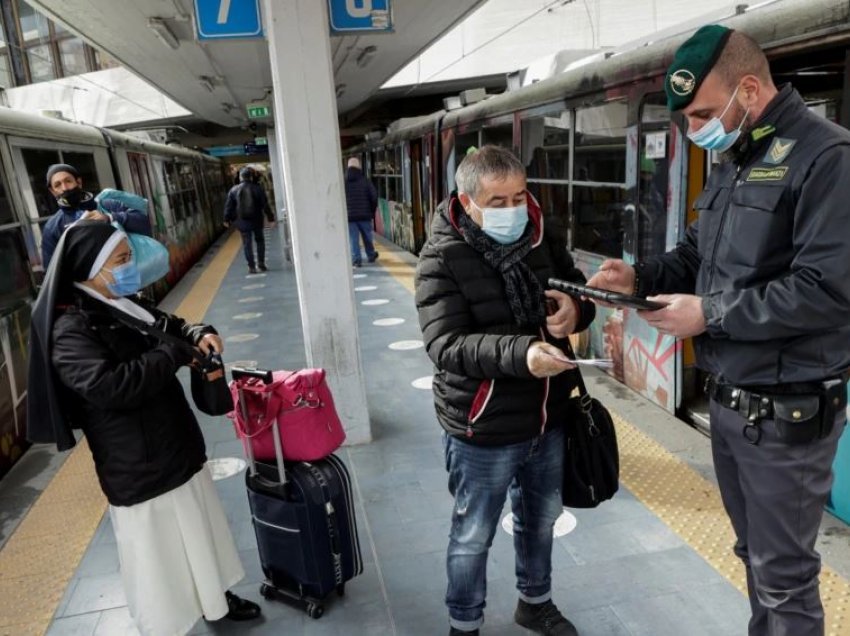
[231,366,273,383]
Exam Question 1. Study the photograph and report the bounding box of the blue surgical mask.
[469,199,529,244]
[687,86,750,152]
[100,261,142,297]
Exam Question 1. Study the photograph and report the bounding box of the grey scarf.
[456,210,545,327]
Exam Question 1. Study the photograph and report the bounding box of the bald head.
[347,157,361,170]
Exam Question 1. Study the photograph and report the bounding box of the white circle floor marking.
[207,457,247,481]
[352,273,368,279]
[233,312,263,320]
[245,273,267,279]
[238,296,264,303]
[354,285,378,292]
[226,333,260,343]
[242,283,266,290]
[501,510,577,537]
[411,376,433,390]
[361,299,390,306]
[388,340,424,351]
[373,318,405,327]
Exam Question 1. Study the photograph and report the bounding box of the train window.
[573,101,627,258]
[0,230,34,308]
[522,112,571,234]
[455,131,479,160]
[480,121,513,151]
[61,152,100,193]
[21,148,60,219]
[638,94,671,260]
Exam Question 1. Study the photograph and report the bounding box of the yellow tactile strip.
[0,231,241,636]
[373,237,850,633]
[613,410,850,635]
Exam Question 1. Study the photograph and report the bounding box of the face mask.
[687,86,750,152]
[57,188,94,210]
[100,261,141,297]
[469,198,529,245]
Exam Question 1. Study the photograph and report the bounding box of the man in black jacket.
[589,26,850,635]
[224,166,275,273]
[344,157,378,267]
[416,145,595,636]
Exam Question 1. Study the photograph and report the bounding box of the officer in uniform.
[587,25,850,635]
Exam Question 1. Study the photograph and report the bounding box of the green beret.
[665,25,733,111]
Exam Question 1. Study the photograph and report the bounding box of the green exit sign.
[247,105,270,118]
[254,136,268,145]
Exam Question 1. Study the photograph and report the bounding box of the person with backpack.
[224,166,275,273]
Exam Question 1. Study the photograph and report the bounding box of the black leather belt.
[706,377,775,423]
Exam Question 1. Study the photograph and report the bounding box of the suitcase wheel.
[306,602,324,619]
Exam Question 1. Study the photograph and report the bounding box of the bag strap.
[99,302,205,364]
[562,338,593,413]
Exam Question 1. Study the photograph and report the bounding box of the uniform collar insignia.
[751,124,776,142]
[764,137,796,165]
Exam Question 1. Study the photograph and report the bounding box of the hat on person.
[665,24,733,112]
[46,163,80,187]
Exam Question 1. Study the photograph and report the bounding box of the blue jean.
[442,427,565,631]
[348,219,376,265]
[239,225,265,268]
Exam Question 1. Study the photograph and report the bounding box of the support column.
[263,0,371,445]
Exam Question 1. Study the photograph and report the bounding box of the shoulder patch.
[764,137,796,165]
[747,167,789,182]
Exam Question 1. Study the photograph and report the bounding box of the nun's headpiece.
[26,221,125,451]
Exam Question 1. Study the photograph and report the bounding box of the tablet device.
[548,278,668,311]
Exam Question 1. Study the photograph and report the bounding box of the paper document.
[572,358,615,369]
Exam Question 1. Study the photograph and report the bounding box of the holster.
[772,378,846,444]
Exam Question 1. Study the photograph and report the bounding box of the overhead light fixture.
[355,45,377,68]
[148,18,180,51]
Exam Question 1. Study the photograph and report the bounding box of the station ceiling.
[25,0,488,130]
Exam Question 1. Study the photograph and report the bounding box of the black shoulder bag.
[561,342,620,508]
[102,304,233,416]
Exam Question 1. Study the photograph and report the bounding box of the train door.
[409,139,425,252]
[127,152,161,236]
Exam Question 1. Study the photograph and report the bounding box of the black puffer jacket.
[344,167,378,221]
[415,194,595,446]
[51,294,212,506]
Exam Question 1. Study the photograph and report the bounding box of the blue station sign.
[194,0,263,40]
[328,0,392,34]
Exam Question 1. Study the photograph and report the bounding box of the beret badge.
[669,69,696,97]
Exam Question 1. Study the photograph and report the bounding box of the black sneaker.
[449,628,478,636]
[224,591,261,621]
[368,251,379,263]
[514,599,578,635]
[258,263,267,272]
[248,267,258,274]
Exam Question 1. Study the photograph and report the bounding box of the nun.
[26,221,261,635]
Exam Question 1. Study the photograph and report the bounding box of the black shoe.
[368,251,379,263]
[515,599,577,635]
[224,591,261,621]
[258,263,267,272]
[353,261,362,268]
[449,628,479,636]
[248,266,258,274]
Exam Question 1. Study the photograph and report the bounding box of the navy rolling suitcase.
[232,367,363,619]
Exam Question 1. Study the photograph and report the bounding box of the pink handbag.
[228,368,346,462]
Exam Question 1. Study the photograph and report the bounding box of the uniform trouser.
[710,399,845,636]
[239,225,265,268]
[442,428,564,632]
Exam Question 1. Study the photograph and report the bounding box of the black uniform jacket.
[637,85,850,385]
[51,294,211,506]
[415,194,595,446]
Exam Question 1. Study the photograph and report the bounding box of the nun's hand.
[198,333,224,356]
[80,210,109,222]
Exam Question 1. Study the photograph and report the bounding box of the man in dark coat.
[41,163,152,266]
[344,157,378,267]
[224,166,275,273]
[589,26,850,635]
[415,145,595,636]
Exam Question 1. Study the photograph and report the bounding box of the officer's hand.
[198,333,224,356]
[637,294,706,338]
[80,210,109,222]
[586,259,636,307]
[544,290,578,339]
[526,342,576,378]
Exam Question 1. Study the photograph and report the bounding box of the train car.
[357,0,850,426]
[0,110,227,479]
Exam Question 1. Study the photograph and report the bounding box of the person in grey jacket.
[588,25,850,636]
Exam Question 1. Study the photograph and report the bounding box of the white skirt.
[110,465,245,636]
